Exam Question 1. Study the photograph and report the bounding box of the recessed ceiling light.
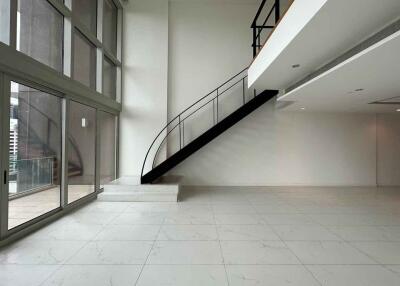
[301,107,305,110]
[355,88,364,92]
[292,64,300,68]
[396,109,400,112]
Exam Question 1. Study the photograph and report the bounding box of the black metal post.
[242,78,245,105]
[275,0,280,24]
[252,27,257,58]
[178,115,182,150]
[182,120,185,147]
[216,89,219,123]
[213,99,216,125]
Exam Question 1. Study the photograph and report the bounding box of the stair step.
[98,176,179,202]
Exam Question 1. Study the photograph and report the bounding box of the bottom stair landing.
[98,176,179,202]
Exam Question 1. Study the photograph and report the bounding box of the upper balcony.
[248,0,400,112]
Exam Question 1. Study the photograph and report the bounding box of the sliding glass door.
[7,81,62,230]
[99,111,117,188]
[67,101,96,204]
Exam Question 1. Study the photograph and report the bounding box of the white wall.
[167,0,258,117]
[120,0,400,187]
[377,114,400,186]
[168,101,379,186]
[119,0,169,177]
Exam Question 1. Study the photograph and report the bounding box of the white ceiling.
[250,0,400,91]
[278,30,400,113]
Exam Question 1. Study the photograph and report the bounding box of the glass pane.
[68,101,96,203]
[8,82,62,230]
[99,111,116,187]
[103,0,117,55]
[0,0,10,44]
[17,0,63,72]
[72,0,97,34]
[103,57,116,99]
[73,30,96,89]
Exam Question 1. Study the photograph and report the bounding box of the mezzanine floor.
[1,186,400,285]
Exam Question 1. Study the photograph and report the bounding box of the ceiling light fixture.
[396,109,400,112]
[292,64,300,68]
[301,107,305,110]
[355,88,364,92]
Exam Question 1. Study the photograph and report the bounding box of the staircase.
[141,68,278,184]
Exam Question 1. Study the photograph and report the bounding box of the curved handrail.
[141,67,249,179]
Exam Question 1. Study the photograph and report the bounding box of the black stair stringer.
[141,89,278,184]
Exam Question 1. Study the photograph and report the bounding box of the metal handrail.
[10,156,55,162]
[150,75,248,169]
[251,0,280,58]
[140,67,250,179]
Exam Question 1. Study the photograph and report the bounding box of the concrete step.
[98,176,179,202]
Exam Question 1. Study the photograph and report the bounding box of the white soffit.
[277,30,400,113]
[248,0,400,90]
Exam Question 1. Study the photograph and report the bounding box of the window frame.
[0,0,123,244]
[72,28,98,90]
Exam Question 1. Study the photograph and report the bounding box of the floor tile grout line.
[37,225,106,286]
[36,208,124,285]
[2,262,390,266]
[212,202,231,286]
[346,240,386,266]
[271,220,323,286]
[36,264,64,286]
[4,189,400,285]
[133,219,164,286]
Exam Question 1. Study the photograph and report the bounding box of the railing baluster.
[216,89,219,123]
[252,27,257,58]
[275,0,280,24]
[242,78,245,105]
[182,120,185,146]
[213,99,216,125]
[178,115,182,150]
[251,0,281,58]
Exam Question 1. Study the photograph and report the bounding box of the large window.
[8,82,62,229]
[99,111,116,187]
[103,0,117,55]
[73,30,97,89]
[103,56,117,99]
[0,0,122,238]
[0,0,10,44]
[68,101,96,204]
[17,0,64,72]
[72,0,97,34]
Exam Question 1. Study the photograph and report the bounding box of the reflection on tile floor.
[8,185,94,229]
[1,186,400,285]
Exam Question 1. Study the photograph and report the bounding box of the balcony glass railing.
[9,157,55,197]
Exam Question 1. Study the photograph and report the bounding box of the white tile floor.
[1,186,400,285]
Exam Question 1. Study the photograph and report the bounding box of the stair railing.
[251,0,281,58]
[141,67,259,180]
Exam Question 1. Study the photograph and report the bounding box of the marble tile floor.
[1,186,400,285]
